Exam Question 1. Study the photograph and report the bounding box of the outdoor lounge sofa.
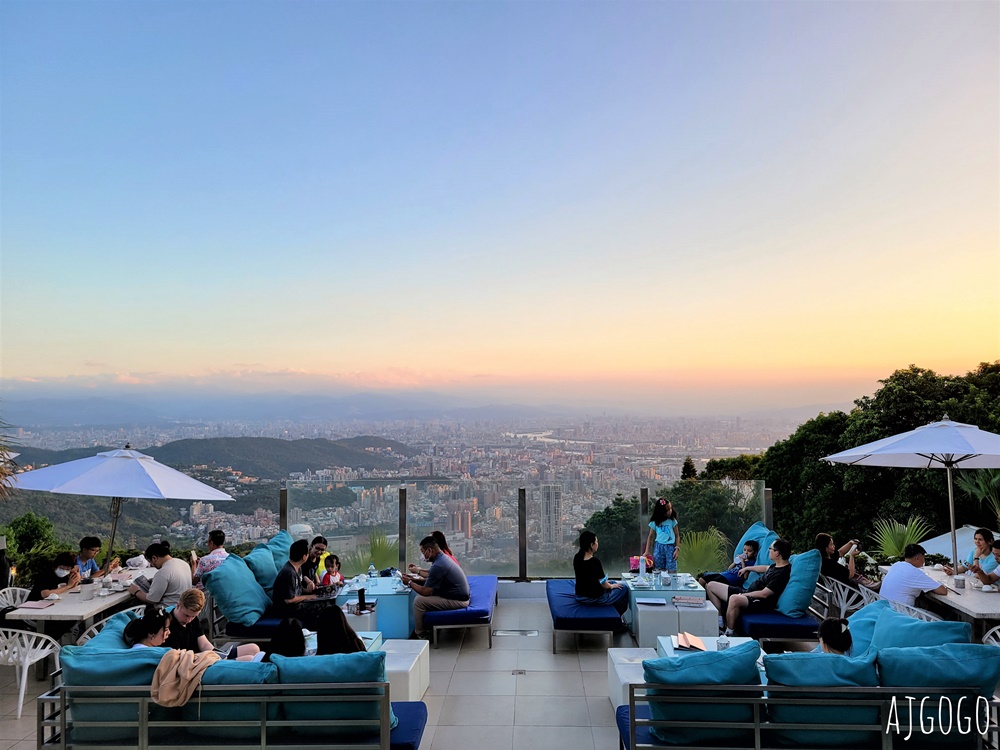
[422,574,498,648]
[546,578,623,653]
[38,622,429,750]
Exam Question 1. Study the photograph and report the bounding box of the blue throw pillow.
[868,606,971,653]
[845,600,891,655]
[763,652,880,746]
[641,639,761,745]
[776,549,822,618]
[84,610,138,650]
[244,546,279,592]
[272,652,398,733]
[182,660,279,738]
[60,646,174,741]
[265,530,293,571]
[202,554,272,627]
[877,644,1000,745]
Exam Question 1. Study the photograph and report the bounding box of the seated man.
[970,540,1000,587]
[76,535,119,578]
[401,536,470,639]
[698,539,759,588]
[706,538,793,637]
[164,588,261,660]
[130,541,192,608]
[879,543,947,607]
[191,529,229,589]
[272,539,330,629]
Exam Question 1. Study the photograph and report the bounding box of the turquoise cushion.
[845,600,891,655]
[264,529,293,571]
[735,522,777,587]
[182,660,279,738]
[868,606,971,653]
[763,652,879,746]
[202,553,272,627]
[641,639,761,745]
[776,549,822,618]
[878,644,1000,746]
[272,652,398,733]
[84,610,138,650]
[60,646,175,741]
[244,546,279,592]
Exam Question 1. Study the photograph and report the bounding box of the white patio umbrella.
[13,446,232,564]
[824,417,1000,571]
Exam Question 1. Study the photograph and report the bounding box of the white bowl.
[982,585,997,592]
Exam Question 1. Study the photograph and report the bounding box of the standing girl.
[643,498,680,572]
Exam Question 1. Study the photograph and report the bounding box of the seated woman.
[815,533,859,586]
[316,606,366,655]
[573,530,629,615]
[818,617,853,655]
[258,617,307,661]
[28,552,81,600]
[698,540,759,588]
[124,606,171,648]
[705,538,793,637]
[943,528,997,577]
[408,530,459,578]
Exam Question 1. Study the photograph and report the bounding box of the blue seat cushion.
[763,652,880,747]
[224,614,284,639]
[867,606,971,653]
[546,579,621,631]
[739,609,819,639]
[84,610,138,650]
[846,600,891,654]
[642,639,761,745]
[776,549,822,618]
[183,660,279,738]
[202,554,273,627]
[424,575,497,626]
[388,701,429,750]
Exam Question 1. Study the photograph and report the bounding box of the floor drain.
[492,629,539,637]
[512,670,526,675]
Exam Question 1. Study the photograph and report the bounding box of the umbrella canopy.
[824,418,1000,570]
[13,448,232,564]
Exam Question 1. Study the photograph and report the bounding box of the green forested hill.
[13,436,415,480]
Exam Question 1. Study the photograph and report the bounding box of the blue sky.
[2,1,997,414]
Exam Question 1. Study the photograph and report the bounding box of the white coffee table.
[381,639,430,701]
[656,634,754,657]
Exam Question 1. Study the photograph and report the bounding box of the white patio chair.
[888,600,942,622]
[858,585,883,606]
[0,586,31,609]
[0,628,61,718]
[982,624,1000,647]
[827,578,867,619]
[76,604,148,645]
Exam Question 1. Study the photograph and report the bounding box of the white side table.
[607,647,658,709]
[381,639,430,700]
[343,603,377,632]
[677,601,719,636]
[634,602,680,649]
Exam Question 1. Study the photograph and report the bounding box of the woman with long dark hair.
[573,530,629,615]
[316,606,366,655]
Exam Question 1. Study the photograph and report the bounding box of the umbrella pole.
[946,465,959,572]
[106,496,124,568]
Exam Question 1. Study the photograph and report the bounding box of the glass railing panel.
[285,478,400,578]
[404,479,519,577]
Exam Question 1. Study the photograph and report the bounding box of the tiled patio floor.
[1,599,633,750]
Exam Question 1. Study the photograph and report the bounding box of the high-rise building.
[540,484,562,545]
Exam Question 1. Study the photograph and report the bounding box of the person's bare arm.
[643,528,655,558]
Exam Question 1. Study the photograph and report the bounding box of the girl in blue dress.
[643,498,680,572]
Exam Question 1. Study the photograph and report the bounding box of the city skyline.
[2,2,997,414]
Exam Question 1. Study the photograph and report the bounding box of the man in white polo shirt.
[879,544,947,607]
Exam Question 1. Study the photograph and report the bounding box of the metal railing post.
[640,488,649,550]
[518,488,527,581]
[764,487,773,528]
[398,487,407,572]
[279,484,288,531]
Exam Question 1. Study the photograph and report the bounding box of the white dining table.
[920,566,1000,621]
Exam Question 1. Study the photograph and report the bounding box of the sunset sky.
[1,1,997,414]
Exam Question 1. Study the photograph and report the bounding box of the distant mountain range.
[2,394,572,426]
[13,436,418,480]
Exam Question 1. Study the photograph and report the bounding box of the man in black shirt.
[164,588,261,660]
[706,538,793,637]
[272,539,331,629]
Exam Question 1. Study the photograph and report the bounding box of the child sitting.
[698,540,759,589]
[320,554,344,587]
